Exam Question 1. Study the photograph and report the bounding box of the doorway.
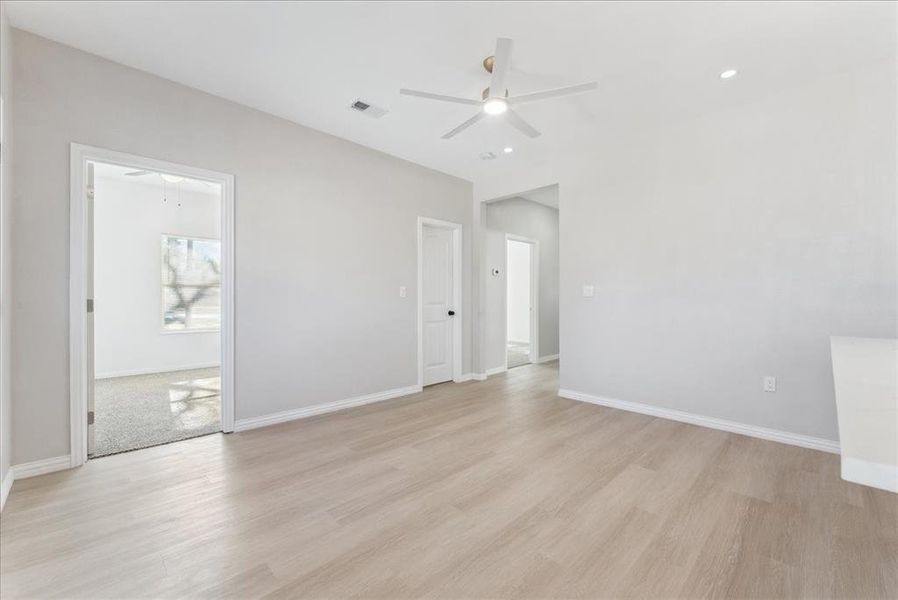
[483,187,558,375]
[70,144,235,466]
[506,235,538,369]
[418,217,462,386]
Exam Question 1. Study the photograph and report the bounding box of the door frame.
[417,217,463,387]
[504,234,539,367]
[69,143,236,467]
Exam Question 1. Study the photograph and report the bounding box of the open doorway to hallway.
[90,162,222,456]
[483,185,559,375]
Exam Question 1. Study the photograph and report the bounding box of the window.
[161,235,221,331]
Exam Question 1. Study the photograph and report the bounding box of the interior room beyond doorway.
[91,161,223,456]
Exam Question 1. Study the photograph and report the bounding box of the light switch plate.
[763,376,776,392]
[399,286,407,298]
[582,285,595,298]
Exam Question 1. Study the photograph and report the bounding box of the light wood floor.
[1,362,896,599]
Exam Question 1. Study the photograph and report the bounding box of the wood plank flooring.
[1,362,896,599]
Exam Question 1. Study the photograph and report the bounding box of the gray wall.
[11,31,473,465]
[559,63,896,441]
[0,4,14,489]
[484,196,559,370]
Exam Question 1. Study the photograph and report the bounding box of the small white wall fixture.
[69,143,236,468]
[505,233,539,367]
[417,217,463,386]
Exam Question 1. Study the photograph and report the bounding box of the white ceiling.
[518,185,559,210]
[489,184,559,209]
[7,1,895,183]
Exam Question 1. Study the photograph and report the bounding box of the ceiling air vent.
[479,152,497,161]
[350,99,388,119]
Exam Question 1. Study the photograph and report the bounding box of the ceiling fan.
[400,38,597,140]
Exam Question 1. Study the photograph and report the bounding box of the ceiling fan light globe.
[483,98,508,115]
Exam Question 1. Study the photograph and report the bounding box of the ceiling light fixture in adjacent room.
[503,147,513,154]
[160,174,185,184]
[720,69,738,79]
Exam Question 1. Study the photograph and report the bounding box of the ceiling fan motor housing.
[481,87,508,100]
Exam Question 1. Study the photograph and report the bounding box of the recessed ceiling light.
[720,69,738,79]
[503,147,513,154]
[483,98,508,115]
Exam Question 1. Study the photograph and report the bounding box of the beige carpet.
[93,367,221,457]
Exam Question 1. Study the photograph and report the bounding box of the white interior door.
[422,226,454,385]
[86,161,95,455]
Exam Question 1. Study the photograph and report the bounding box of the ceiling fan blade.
[508,81,598,105]
[504,108,541,138]
[125,170,150,176]
[441,112,487,139]
[400,88,481,106]
[490,37,513,97]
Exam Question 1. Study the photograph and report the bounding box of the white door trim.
[69,143,236,468]
[417,217,463,386]
[504,234,540,367]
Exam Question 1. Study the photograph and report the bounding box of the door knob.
[448,310,455,316]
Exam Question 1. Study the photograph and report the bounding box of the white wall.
[478,62,896,443]
[560,64,895,442]
[94,173,220,378]
[483,197,560,370]
[506,240,530,344]
[0,3,15,498]
[10,31,473,465]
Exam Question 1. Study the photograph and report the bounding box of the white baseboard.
[841,457,898,493]
[0,468,13,512]
[11,455,73,480]
[96,362,220,380]
[454,373,475,383]
[486,366,507,377]
[234,385,423,432]
[472,373,487,381]
[557,389,840,455]
[535,354,559,363]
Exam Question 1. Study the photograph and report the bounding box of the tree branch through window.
[162,236,221,331]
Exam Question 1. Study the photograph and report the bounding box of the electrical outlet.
[582,285,595,298]
[763,376,776,392]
